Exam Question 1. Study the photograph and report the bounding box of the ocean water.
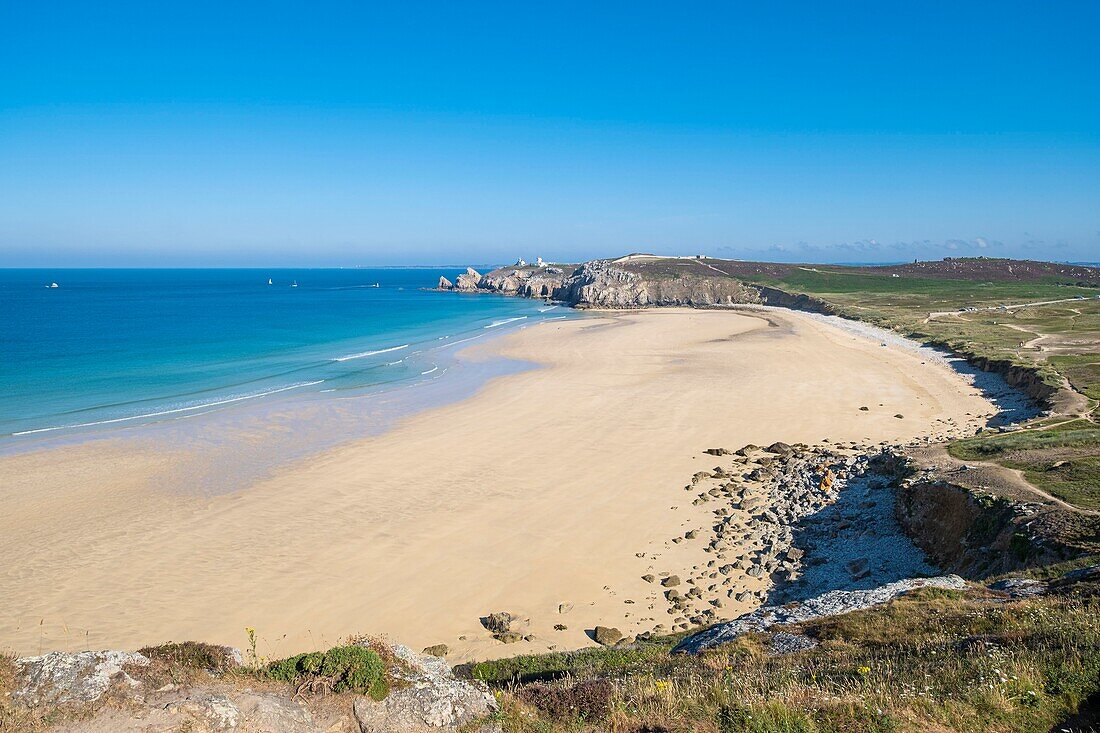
[0,268,567,446]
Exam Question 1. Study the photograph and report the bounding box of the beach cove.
[0,307,1005,662]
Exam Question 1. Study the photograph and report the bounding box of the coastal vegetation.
[263,645,388,699]
[475,584,1100,732]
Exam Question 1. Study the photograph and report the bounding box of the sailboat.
[291,280,298,288]
[268,278,273,285]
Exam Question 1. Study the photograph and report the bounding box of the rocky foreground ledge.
[7,642,497,733]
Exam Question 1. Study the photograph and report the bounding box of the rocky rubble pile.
[633,442,877,637]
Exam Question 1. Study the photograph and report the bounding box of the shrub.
[515,679,614,721]
[264,645,384,696]
[137,642,238,673]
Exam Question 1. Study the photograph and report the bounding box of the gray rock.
[14,650,150,706]
[990,577,1047,598]
[661,575,681,587]
[770,632,818,656]
[353,644,497,733]
[675,575,968,654]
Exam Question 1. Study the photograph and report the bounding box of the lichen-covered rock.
[14,650,150,706]
[769,631,818,655]
[353,645,497,733]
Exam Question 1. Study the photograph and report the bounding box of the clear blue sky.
[1,1,1097,266]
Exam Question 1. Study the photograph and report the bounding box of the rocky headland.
[439,258,761,308]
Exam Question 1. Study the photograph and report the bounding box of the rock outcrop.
[14,650,150,706]
[453,267,483,291]
[674,575,968,654]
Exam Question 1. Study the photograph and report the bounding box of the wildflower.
[857,665,871,676]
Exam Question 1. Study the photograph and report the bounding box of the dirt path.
[923,296,1090,323]
[916,444,1100,516]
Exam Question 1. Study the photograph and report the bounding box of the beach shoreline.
[0,307,1012,662]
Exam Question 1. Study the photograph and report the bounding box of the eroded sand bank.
[0,308,1000,661]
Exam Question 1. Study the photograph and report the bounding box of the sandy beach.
[0,307,1000,662]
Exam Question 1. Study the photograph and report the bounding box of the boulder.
[592,626,623,646]
[437,276,454,289]
[481,612,514,634]
[353,645,497,733]
[661,575,681,588]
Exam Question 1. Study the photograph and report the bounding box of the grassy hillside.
[470,583,1100,733]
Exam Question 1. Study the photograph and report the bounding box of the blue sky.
[1,1,1097,266]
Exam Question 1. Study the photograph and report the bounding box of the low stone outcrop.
[14,650,150,706]
[674,575,968,654]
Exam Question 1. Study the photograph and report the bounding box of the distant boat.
[268,278,273,285]
[291,281,298,288]
[47,282,59,288]
[371,282,380,288]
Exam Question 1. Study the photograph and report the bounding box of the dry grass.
[482,587,1100,733]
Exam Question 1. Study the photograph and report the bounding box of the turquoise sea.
[0,268,568,459]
